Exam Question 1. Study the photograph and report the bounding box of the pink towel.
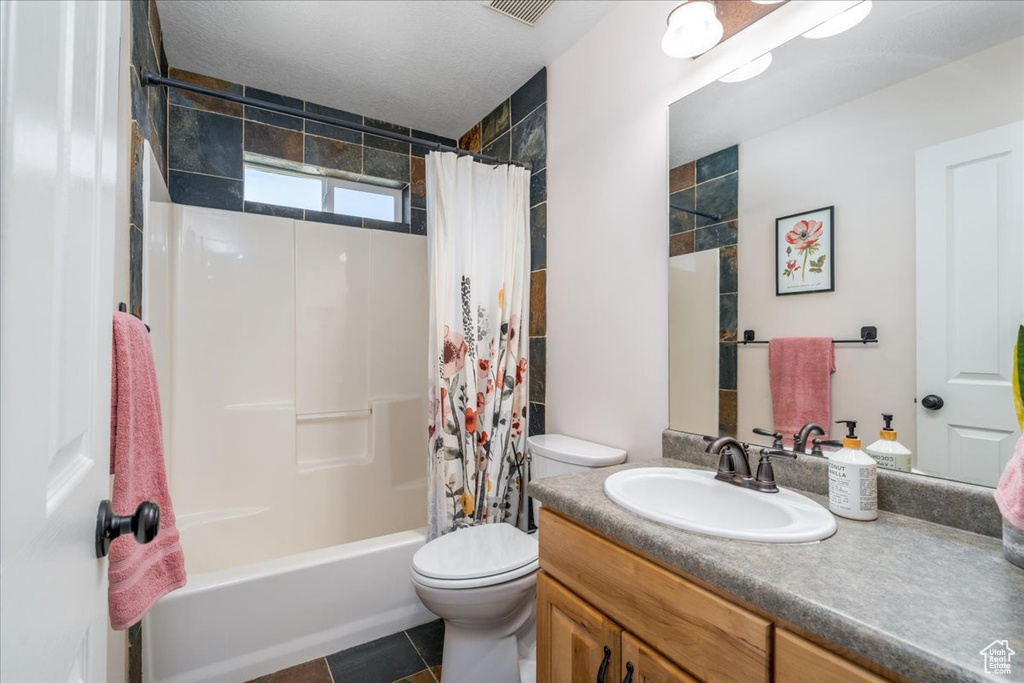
[995,434,1024,531]
[109,312,186,630]
[769,337,836,447]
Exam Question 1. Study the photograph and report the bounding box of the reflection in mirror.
[667,0,1024,487]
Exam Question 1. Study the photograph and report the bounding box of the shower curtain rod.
[142,71,531,171]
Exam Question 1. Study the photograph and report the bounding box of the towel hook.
[117,302,151,332]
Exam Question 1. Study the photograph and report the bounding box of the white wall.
[546,1,857,460]
[737,37,1024,449]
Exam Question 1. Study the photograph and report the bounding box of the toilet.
[411,434,626,683]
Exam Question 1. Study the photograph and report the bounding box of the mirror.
[667,0,1024,487]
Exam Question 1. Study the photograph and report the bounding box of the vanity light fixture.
[662,1,725,59]
[802,0,872,39]
[719,51,773,83]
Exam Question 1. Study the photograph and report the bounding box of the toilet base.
[441,620,531,683]
[412,571,537,683]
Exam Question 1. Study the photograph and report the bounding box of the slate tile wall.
[165,67,455,238]
[128,0,169,318]
[459,68,548,436]
[669,145,739,436]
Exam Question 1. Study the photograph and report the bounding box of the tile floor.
[248,620,444,683]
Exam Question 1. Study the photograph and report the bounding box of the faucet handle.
[810,438,843,457]
[752,448,796,493]
[760,447,797,460]
[753,427,784,450]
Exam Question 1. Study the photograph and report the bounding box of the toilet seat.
[412,524,539,589]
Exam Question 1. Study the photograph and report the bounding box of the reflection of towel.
[996,435,1024,530]
[109,312,186,630]
[769,337,835,446]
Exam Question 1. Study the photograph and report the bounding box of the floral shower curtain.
[426,152,531,539]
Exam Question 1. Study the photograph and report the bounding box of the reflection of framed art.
[776,206,834,295]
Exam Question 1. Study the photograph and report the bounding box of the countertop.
[530,458,1024,683]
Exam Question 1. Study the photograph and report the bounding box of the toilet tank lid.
[527,434,627,467]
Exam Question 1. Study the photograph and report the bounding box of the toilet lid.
[412,524,538,581]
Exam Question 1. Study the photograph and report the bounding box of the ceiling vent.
[483,0,556,26]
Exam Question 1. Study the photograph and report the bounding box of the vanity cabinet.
[537,572,622,683]
[537,509,901,683]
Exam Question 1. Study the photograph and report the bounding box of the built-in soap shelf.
[296,408,372,423]
[296,409,373,471]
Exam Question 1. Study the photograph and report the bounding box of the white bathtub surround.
[426,152,532,537]
[144,205,431,680]
[163,206,428,573]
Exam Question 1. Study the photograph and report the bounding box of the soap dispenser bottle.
[865,413,913,472]
[827,420,878,521]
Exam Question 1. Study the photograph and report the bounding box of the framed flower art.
[776,206,834,295]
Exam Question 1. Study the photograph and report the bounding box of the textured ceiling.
[156,0,618,139]
[670,0,1024,166]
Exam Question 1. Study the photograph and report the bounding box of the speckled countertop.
[530,458,1024,683]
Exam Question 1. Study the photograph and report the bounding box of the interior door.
[537,572,622,683]
[915,121,1024,486]
[0,1,121,680]
[620,632,698,683]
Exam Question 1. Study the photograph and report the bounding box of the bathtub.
[143,528,433,683]
[142,206,435,681]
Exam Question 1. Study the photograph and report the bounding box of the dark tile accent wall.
[669,145,739,435]
[460,68,547,436]
[165,68,457,237]
[128,0,169,318]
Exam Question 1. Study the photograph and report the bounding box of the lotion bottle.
[865,413,913,472]
[828,420,878,521]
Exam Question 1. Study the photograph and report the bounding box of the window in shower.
[243,164,403,222]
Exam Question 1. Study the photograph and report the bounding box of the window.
[243,165,403,222]
[326,178,401,222]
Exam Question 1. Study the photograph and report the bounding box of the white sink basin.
[604,468,836,543]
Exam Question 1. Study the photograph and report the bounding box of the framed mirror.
[667,0,1024,487]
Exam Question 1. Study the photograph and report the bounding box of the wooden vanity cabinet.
[537,509,900,683]
[537,572,622,683]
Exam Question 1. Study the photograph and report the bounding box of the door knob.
[921,394,944,411]
[95,500,160,558]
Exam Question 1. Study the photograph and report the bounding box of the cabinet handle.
[622,662,634,683]
[596,646,611,683]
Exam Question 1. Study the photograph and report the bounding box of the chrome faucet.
[704,437,798,494]
[793,423,826,454]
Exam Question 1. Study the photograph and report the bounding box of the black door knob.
[95,499,160,558]
[921,394,944,411]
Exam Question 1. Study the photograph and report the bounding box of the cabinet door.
[775,630,888,683]
[621,633,700,683]
[538,571,622,683]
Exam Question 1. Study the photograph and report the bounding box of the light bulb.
[662,1,725,59]
[718,52,773,83]
[802,1,872,39]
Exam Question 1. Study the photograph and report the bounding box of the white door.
[915,122,1024,486]
[0,1,121,680]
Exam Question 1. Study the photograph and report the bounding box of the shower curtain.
[426,152,531,539]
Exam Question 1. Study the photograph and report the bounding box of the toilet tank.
[528,434,626,525]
